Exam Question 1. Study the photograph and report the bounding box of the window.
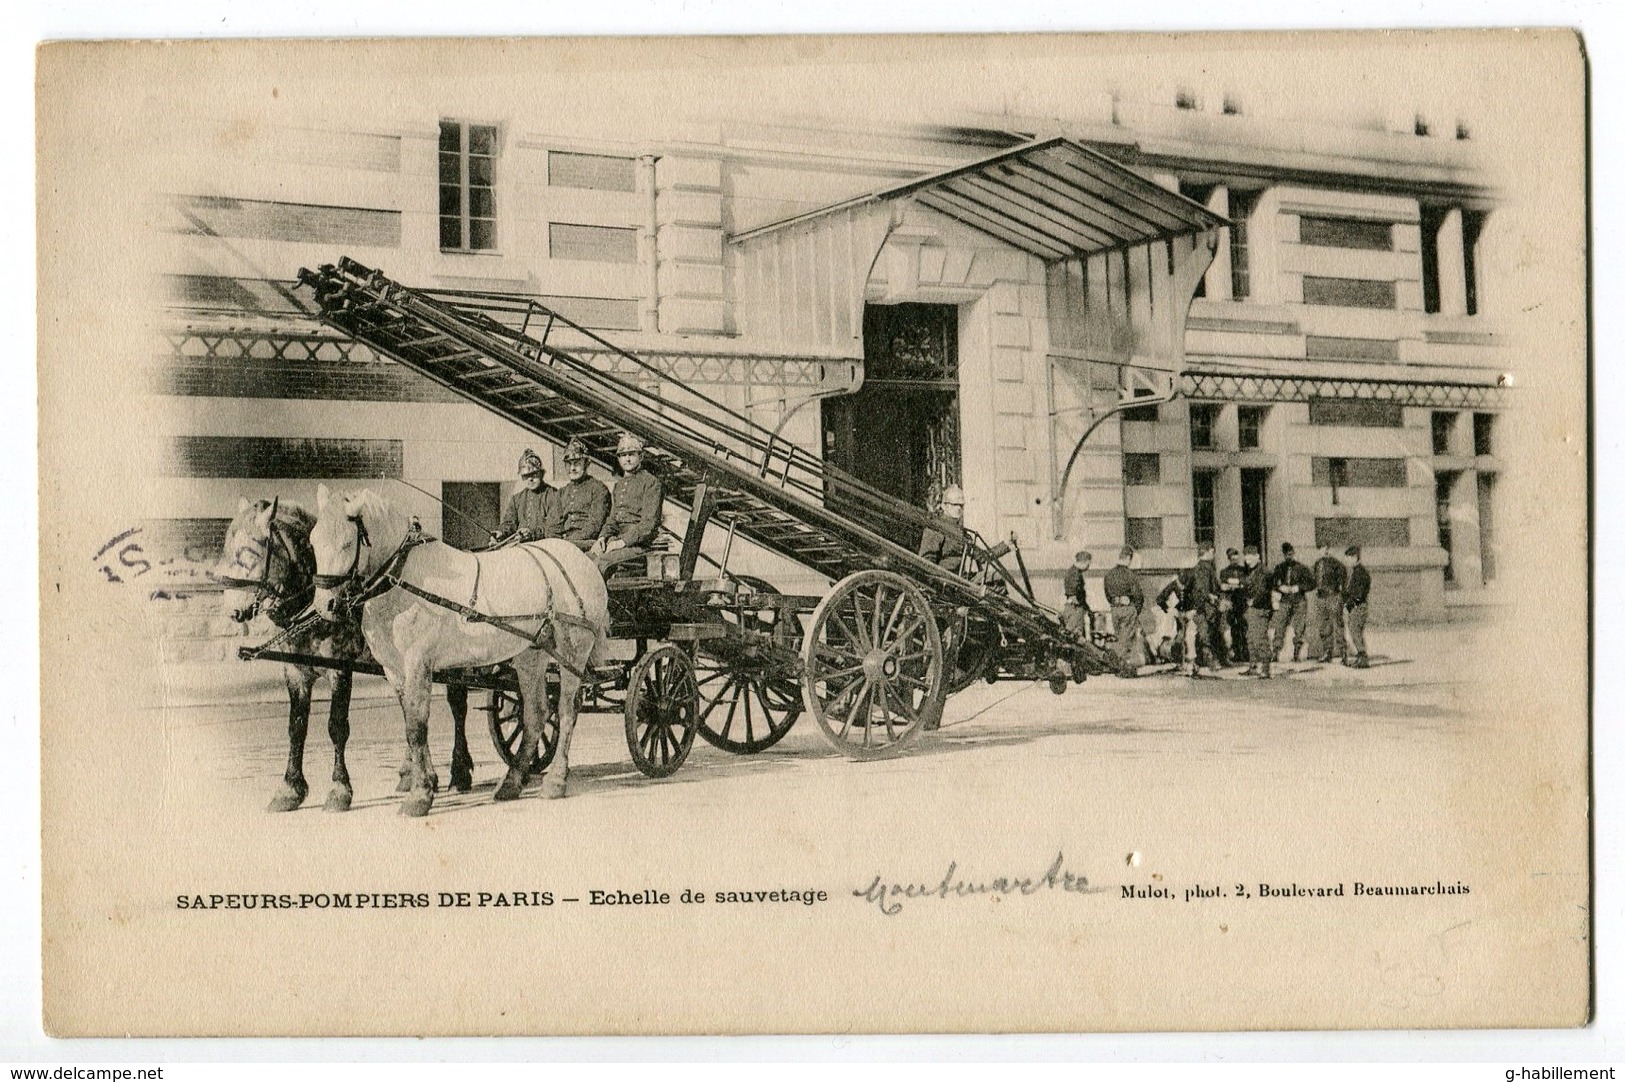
[1126,517,1164,551]
[1312,457,1408,489]
[1436,471,1458,584]
[1238,406,1267,450]
[1192,471,1217,547]
[548,151,637,192]
[1120,403,1160,423]
[1188,404,1219,449]
[1463,210,1487,316]
[1299,216,1394,251]
[1432,412,1457,456]
[1477,473,1497,583]
[1473,413,1495,456]
[1420,205,1445,314]
[549,223,639,263]
[1314,517,1412,549]
[1123,453,1162,486]
[1302,276,1397,310]
[1307,399,1404,428]
[1228,190,1258,300]
[1241,468,1269,554]
[439,121,497,251]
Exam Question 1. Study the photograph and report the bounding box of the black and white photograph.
[34,30,1588,1037]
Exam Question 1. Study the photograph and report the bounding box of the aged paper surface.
[38,32,1588,1036]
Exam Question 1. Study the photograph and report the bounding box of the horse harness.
[217,515,317,628]
[319,514,598,681]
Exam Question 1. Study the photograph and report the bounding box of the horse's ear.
[237,497,251,516]
[255,501,276,529]
[316,483,331,512]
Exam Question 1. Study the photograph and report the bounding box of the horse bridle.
[313,513,372,594]
[217,516,315,625]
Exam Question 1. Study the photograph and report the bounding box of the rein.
[318,513,596,680]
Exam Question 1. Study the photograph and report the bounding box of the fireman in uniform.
[1268,541,1315,662]
[1241,544,1276,679]
[1310,542,1350,663]
[1104,546,1147,676]
[494,448,557,544]
[593,433,663,572]
[1342,544,1372,668]
[1060,549,1094,640]
[554,438,611,550]
[1217,546,1248,666]
[918,484,968,572]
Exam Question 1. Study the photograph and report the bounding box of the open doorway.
[1240,467,1270,556]
[821,303,962,545]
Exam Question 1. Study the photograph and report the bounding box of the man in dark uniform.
[1060,549,1094,640]
[1342,544,1372,668]
[554,438,611,550]
[918,484,968,573]
[494,448,557,544]
[1217,546,1248,666]
[1103,546,1147,675]
[1240,544,1275,679]
[1268,541,1314,662]
[1310,542,1350,663]
[593,433,663,573]
[1157,542,1221,676]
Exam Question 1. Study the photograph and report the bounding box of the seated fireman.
[918,484,968,573]
[494,448,557,544]
[592,433,663,571]
[554,438,611,550]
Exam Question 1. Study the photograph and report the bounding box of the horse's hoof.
[323,787,353,813]
[399,793,433,818]
[395,774,413,794]
[541,772,568,800]
[266,784,308,813]
[493,770,526,802]
[451,772,474,794]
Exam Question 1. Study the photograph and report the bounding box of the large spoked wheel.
[624,644,700,778]
[696,575,803,753]
[802,570,944,759]
[484,672,560,774]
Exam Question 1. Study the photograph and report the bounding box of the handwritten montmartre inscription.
[854,852,1107,916]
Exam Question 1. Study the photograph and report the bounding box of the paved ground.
[162,620,1489,821]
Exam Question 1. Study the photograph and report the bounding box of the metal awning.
[730,136,1228,260]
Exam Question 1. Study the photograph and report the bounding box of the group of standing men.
[494,433,663,573]
[1061,540,1372,679]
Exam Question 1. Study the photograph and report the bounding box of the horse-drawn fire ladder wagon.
[281,138,1226,774]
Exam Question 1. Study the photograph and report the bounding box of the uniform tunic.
[1061,565,1092,637]
[918,525,968,572]
[1268,556,1313,656]
[600,468,663,549]
[498,485,558,542]
[554,475,611,546]
[1219,559,1250,662]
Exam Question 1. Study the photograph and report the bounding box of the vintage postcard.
[37,31,1588,1035]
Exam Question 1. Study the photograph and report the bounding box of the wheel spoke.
[886,613,926,652]
[720,685,741,741]
[751,681,782,735]
[888,686,919,724]
[830,610,868,652]
[880,589,908,645]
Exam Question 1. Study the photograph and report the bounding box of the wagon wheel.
[696,575,803,753]
[943,613,1001,695]
[802,570,944,759]
[624,644,699,778]
[484,672,560,774]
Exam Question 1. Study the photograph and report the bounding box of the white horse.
[308,485,609,816]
